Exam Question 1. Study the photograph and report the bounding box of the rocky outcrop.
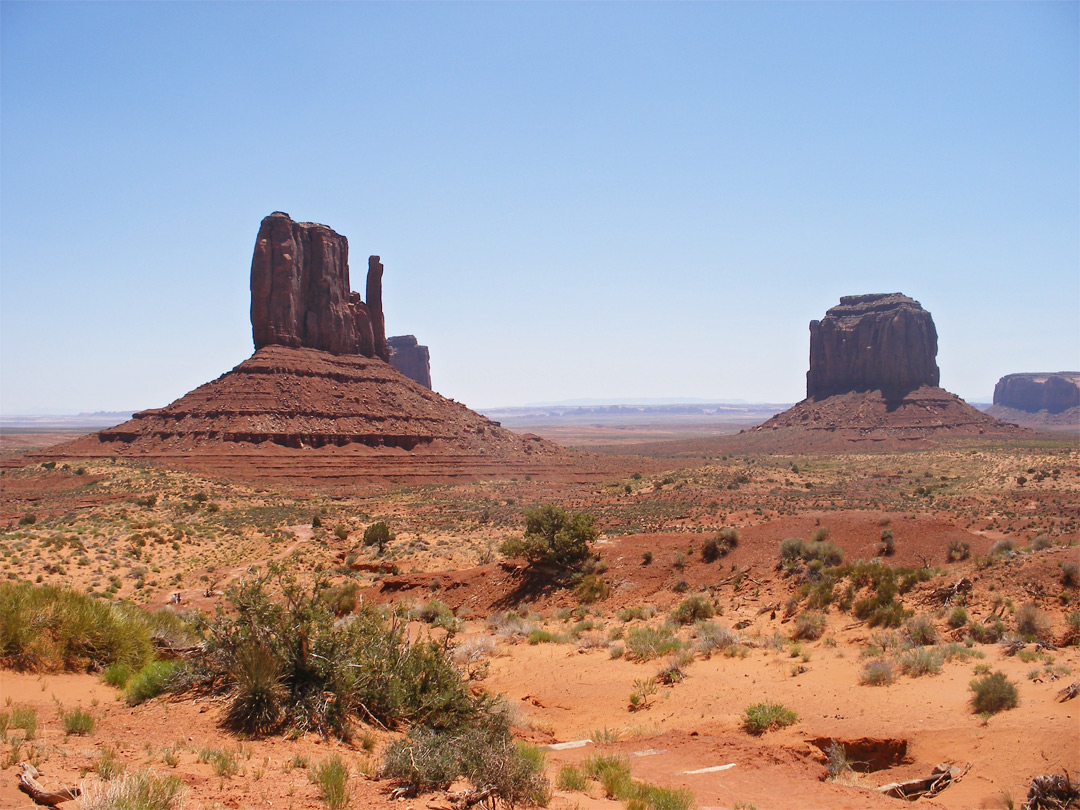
[388,335,432,389]
[250,212,389,361]
[993,373,1080,414]
[807,293,939,400]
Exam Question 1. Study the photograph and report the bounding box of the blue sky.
[2,1,1077,413]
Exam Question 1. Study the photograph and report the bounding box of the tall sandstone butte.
[807,293,939,400]
[250,211,389,361]
[388,335,432,390]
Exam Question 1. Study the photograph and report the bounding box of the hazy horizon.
[3,3,1077,415]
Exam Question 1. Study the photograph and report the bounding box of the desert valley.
[0,213,1077,810]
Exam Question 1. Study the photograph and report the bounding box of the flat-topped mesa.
[388,335,432,389]
[807,293,939,400]
[993,372,1080,414]
[250,212,390,361]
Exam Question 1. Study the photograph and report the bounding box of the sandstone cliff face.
[993,372,1080,414]
[388,335,432,390]
[250,212,389,361]
[807,293,939,400]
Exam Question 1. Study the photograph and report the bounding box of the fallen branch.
[16,763,80,807]
[1057,681,1079,703]
[879,763,969,801]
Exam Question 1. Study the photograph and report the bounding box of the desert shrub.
[125,660,182,705]
[527,629,564,645]
[1029,534,1053,551]
[0,582,178,673]
[362,521,393,552]
[498,505,597,570]
[968,618,1005,644]
[62,706,95,735]
[625,626,682,661]
[791,611,827,641]
[6,705,37,740]
[859,659,895,686]
[224,640,287,735]
[803,540,844,567]
[557,765,587,792]
[742,702,798,734]
[574,574,610,604]
[322,582,361,618]
[641,551,653,565]
[811,527,830,543]
[93,746,123,780]
[897,647,942,677]
[694,622,734,657]
[879,529,895,556]
[670,595,714,625]
[779,537,804,563]
[989,538,1015,558]
[1063,564,1079,588]
[195,564,484,739]
[904,615,938,646]
[947,606,969,629]
[617,605,653,622]
[311,515,322,528]
[1016,603,1048,641]
[969,671,1019,714]
[583,754,632,799]
[79,769,185,810]
[703,527,739,562]
[946,540,971,562]
[333,525,349,542]
[102,662,133,688]
[383,709,549,807]
[313,756,350,810]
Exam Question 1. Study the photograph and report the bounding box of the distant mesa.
[807,293,939,400]
[992,372,1080,414]
[732,293,1032,451]
[388,335,432,390]
[44,213,607,487]
[986,372,1080,433]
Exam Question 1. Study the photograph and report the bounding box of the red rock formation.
[807,294,939,400]
[250,212,389,361]
[993,372,1080,415]
[388,335,432,390]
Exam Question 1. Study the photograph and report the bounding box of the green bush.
[625,627,682,661]
[574,574,610,604]
[1029,534,1052,551]
[803,540,844,567]
[897,647,942,677]
[779,538,804,563]
[1016,603,1048,641]
[947,606,969,629]
[969,671,1019,714]
[383,709,549,807]
[0,582,176,672]
[742,702,798,734]
[670,595,714,625]
[946,540,971,562]
[703,528,739,562]
[62,706,95,735]
[101,662,133,688]
[879,529,895,557]
[224,641,287,735]
[989,538,1015,557]
[198,564,482,739]
[904,615,938,646]
[125,660,181,705]
[859,659,895,686]
[791,612,827,641]
[557,764,587,792]
[80,769,184,810]
[362,521,393,552]
[499,505,597,570]
[1062,563,1079,588]
[313,756,350,810]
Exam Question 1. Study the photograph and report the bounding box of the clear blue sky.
[2,1,1077,413]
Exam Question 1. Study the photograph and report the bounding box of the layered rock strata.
[250,212,389,361]
[807,294,939,400]
[388,335,432,390]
